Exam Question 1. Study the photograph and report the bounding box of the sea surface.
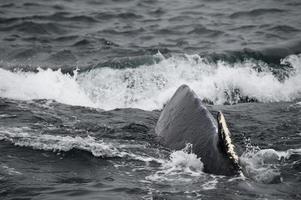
[0,0,301,199]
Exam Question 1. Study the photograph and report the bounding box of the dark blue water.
[0,0,301,199]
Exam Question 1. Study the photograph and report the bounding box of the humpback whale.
[155,85,240,176]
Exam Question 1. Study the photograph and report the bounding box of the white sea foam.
[239,145,301,184]
[0,68,95,107]
[0,164,22,176]
[1,53,301,110]
[201,179,218,190]
[0,127,121,157]
[0,127,166,164]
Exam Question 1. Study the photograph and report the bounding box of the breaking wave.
[1,53,301,110]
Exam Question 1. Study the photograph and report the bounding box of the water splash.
[146,144,205,182]
[239,141,301,184]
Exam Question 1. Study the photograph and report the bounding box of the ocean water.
[0,0,301,199]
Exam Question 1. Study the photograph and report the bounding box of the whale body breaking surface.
[155,85,241,176]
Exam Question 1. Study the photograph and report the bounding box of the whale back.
[155,85,240,175]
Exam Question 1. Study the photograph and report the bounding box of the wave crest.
[1,53,301,110]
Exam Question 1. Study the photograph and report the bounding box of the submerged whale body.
[155,85,240,176]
